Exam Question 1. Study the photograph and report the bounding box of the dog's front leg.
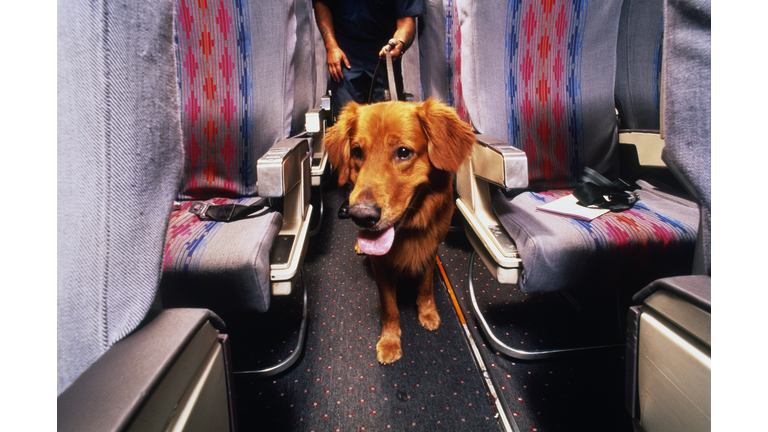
[370,256,402,364]
[416,257,441,331]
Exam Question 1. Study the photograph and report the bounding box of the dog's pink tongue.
[357,226,395,256]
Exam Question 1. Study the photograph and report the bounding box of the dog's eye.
[351,146,364,160]
[396,147,414,160]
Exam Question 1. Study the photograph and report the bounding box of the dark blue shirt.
[315,0,426,62]
[322,0,425,42]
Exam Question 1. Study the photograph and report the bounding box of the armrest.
[304,94,332,133]
[467,134,529,189]
[257,137,313,294]
[57,309,231,432]
[626,276,711,431]
[634,275,711,347]
[626,275,711,421]
[305,94,333,186]
[257,137,310,200]
[455,134,528,284]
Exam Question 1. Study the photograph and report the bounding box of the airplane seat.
[614,0,677,186]
[58,1,235,430]
[300,0,334,236]
[417,0,470,120]
[158,0,313,375]
[451,0,700,359]
[624,0,711,430]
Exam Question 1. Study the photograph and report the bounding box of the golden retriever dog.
[324,98,476,364]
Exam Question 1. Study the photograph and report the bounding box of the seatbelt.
[573,167,638,212]
[367,50,398,104]
[187,198,272,222]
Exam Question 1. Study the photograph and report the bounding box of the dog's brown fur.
[324,98,476,364]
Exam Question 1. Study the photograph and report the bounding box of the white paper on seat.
[536,194,609,221]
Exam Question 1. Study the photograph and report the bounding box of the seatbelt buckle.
[189,201,211,220]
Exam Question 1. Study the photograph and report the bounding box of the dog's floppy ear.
[417,98,476,173]
[324,101,359,186]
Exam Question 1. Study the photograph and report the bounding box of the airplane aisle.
[232,185,502,431]
[230,183,633,431]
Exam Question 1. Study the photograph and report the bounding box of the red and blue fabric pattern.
[494,184,699,294]
[162,197,281,313]
[505,0,589,188]
[176,0,255,199]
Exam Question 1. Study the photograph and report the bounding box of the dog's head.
[324,98,476,255]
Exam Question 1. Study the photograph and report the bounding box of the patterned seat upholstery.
[493,183,698,293]
[160,0,310,314]
[453,0,699,295]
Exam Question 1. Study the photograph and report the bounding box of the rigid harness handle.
[367,51,398,104]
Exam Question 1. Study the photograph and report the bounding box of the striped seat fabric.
[452,0,698,293]
[174,0,295,198]
[160,0,301,313]
[57,0,185,394]
[162,198,281,314]
[493,183,698,293]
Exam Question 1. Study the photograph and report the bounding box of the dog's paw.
[376,336,403,364]
[418,309,441,331]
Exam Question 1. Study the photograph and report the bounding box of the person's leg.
[330,58,373,109]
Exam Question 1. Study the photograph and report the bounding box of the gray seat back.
[615,0,665,131]
[660,0,711,275]
[57,0,184,394]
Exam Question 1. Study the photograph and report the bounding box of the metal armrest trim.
[257,137,310,198]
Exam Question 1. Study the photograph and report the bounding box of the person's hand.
[327,46,350,82]
[379,39,403,61]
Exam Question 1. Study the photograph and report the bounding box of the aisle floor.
[232,185,633,432]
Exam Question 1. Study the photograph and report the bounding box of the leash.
[367,50,398,104]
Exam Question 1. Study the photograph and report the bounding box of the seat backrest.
[615,0,665,131]
[416,0,470,121]
[175,0,298,199]
[418,0,447,103]
[295,0,323,135]
[455,0,623,188]
[660,0,711,275]
[57,0,184,395]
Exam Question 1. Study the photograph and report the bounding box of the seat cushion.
[492,180,699,293]
[161,198,282,313]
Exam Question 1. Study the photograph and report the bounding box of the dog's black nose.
[347,204,381,228]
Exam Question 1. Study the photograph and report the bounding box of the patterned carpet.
[229,184,634,431]
[438,231,634,432]
[232,185,501,431]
